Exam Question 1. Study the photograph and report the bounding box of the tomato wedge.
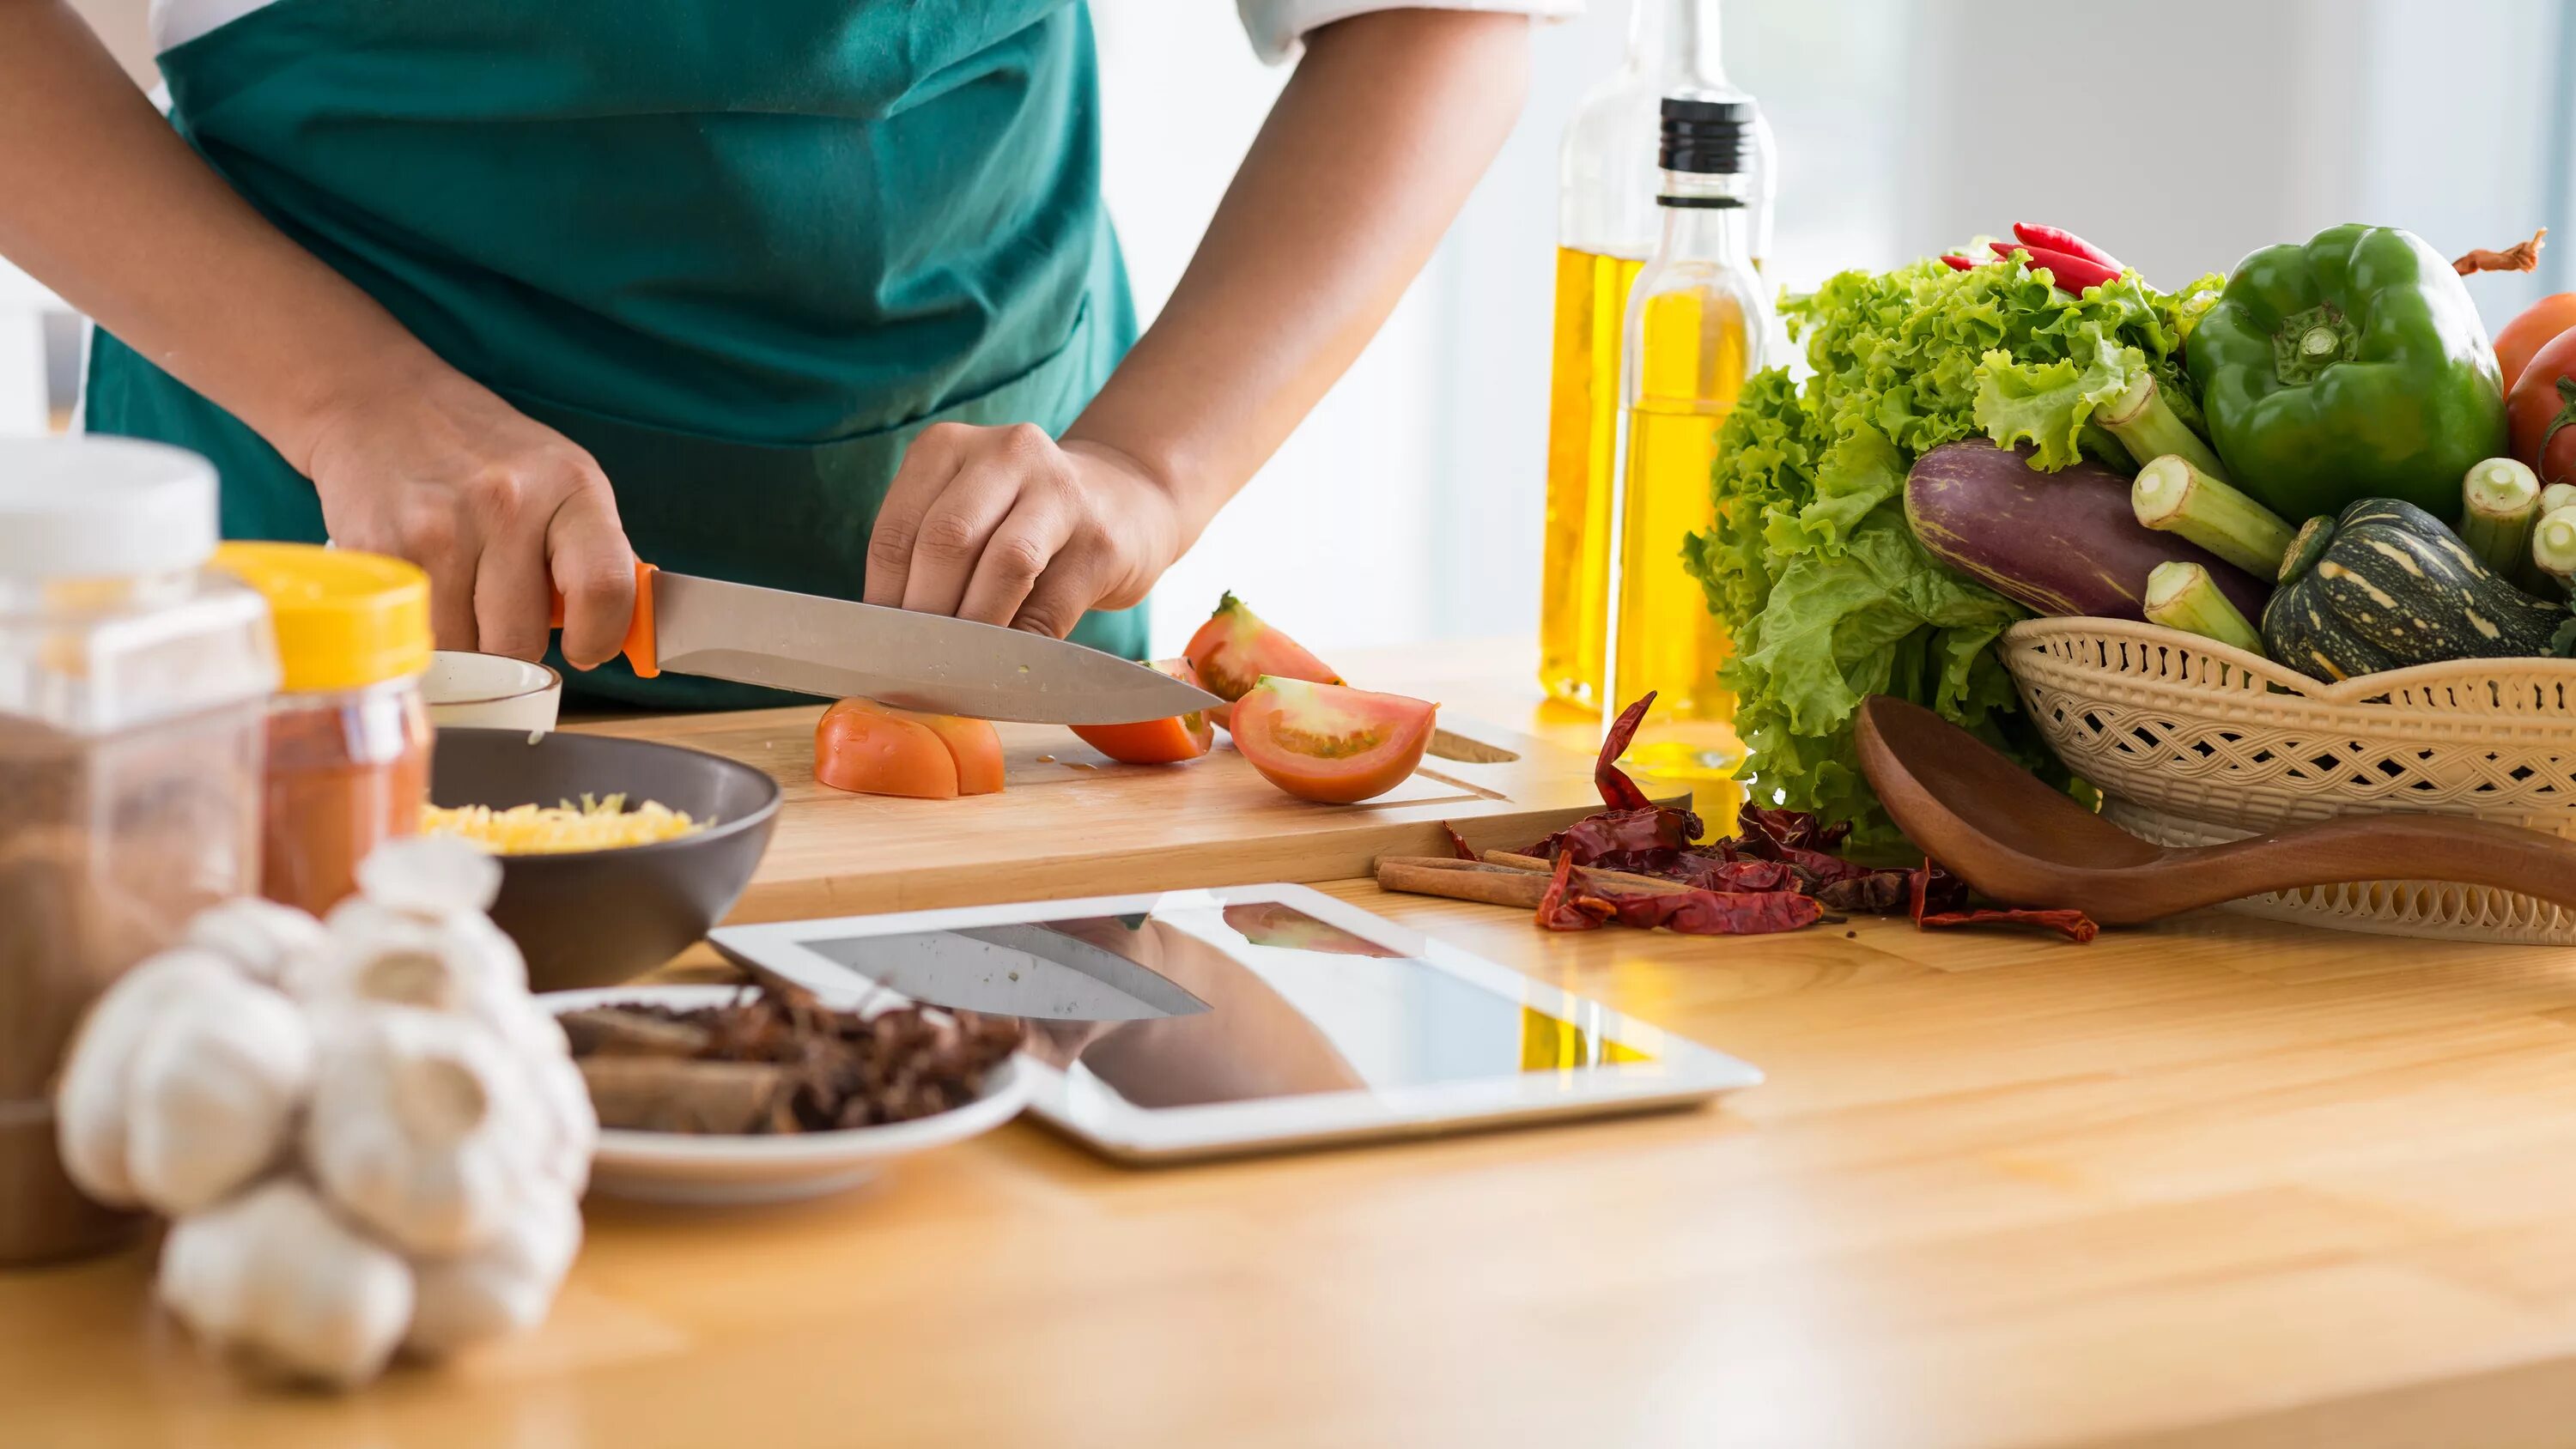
[1069,658,1214,765]
[814,700,1004,799]
[1182,592,1341,730]
[1229,677,1436,804]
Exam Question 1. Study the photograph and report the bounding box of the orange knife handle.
[549,559,660,677]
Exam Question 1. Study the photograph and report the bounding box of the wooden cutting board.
[571,707,1665,923]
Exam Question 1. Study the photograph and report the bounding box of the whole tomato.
[2495,292,2576,393]
[2507,324,2576,487]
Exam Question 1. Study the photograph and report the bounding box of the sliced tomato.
[814,700,1003,798]
[915,714,1004,794]
[1069,658,1214,765]
[1182,592,1341,730]
[815,700,957,799]
[1229,677,1436,805]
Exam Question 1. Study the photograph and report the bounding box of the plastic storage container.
[213,543,433,918]
[0,439,276,1266]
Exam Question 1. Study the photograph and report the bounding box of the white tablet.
[708,883,1761,1162]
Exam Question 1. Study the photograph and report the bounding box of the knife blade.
[810,924,1212,1022]
[600,565,1223,724]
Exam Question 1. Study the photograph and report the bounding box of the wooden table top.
[11,640,2576,1448]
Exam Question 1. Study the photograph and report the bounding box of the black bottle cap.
[1660,96,1754,175]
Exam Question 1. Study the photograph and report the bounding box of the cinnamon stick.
[1376,856,1551,908]
[579,1056,798,1134]
[559,1008,714,1058]
[1481,850,1693,896]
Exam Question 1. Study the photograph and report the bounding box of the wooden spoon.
[1854,694,2576,925]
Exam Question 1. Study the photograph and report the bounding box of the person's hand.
[298,362,639,667]
[863,423,1187,637]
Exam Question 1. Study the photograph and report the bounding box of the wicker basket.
[1998,616,2576,943]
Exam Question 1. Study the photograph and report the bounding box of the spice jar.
[1,439,277,1266]
[213,544,432,918]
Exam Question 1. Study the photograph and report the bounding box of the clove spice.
[568,978,1023,1135]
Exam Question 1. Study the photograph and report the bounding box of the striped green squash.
[2260,498,2566,682]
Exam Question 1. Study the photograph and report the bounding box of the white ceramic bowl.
[425,651,562,731]
[543,985,1032,1205]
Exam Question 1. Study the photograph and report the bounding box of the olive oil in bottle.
[1538,247,1643,715]
[1537,0,1774,711]
[1603,97,1772,779]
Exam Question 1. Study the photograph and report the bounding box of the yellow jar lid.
[214,543,431,693]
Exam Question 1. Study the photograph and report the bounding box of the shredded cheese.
[421,794,706,855]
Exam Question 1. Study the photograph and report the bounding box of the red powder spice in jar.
[214,544,434,916]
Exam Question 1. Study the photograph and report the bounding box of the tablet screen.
[800,900,1650,1111]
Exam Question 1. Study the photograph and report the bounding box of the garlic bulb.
[491,1005,598,1196]
[59,832,592,1391]
[303,1007,549,1257]
[158,1179,415,1389]
[122,971,316,1215]
[355,836,501,919]
[303,900,527,1017]
[54,949,243,1209]
[404,1186,583,1357]
[183,897,329,989]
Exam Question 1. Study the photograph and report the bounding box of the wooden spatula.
[1854,694,2576,925]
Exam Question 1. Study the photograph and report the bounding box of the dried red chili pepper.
[1814,869,1911,913]
[1529,805,1698,864]
[1735,804,1849,855]
[1681,857,1803,894]
[1917,907,2099,943]
[1906,861,1971,922]
[1535,852,1614,931]
[1594,693,1660,812]
[1904,858,2095,941]
[1599,883,1823,936]
[1440,822,1478,861]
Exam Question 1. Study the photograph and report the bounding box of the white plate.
[543,985,1032,1205]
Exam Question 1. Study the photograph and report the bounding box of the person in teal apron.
[3,3,1542,708]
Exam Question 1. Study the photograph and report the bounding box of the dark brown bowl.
[428,728,782,991]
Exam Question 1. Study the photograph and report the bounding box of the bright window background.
[1099,0,2575,658]
[8,0,2573,662]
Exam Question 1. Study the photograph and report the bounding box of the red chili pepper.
[1601,883,1823,936]
[1938,253,1978,271]
[1533,852,1823,936]
[1593,693,1661,812]
[1535,852,1614,931]
[1440,822,1478,861]
[1905,858,2097,941]
[1989,240,2120,294]
[1919,907,2100,943]
[2010,222,2123,272]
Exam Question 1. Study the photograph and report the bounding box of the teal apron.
[85,0,1147,709]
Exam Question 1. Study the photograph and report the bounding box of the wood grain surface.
[10,641,2576,1449]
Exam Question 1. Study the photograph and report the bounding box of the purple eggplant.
[1905,440,2269,621]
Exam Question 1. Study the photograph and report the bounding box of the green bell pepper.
[2185,223,2506,525]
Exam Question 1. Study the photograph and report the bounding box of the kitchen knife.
[810,924,1212,1022]
[555,560,1224,724]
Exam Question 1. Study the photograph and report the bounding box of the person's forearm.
[1062,9,1530,549]
[0,1,442,471]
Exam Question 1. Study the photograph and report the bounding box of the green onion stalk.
[2143,561,2266,655]
[2131,454,2298,578]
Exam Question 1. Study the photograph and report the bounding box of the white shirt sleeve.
[1237,0,1582,67]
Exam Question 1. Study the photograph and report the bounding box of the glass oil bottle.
[1537,0,1774,712]
[1601,96,1771,781]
